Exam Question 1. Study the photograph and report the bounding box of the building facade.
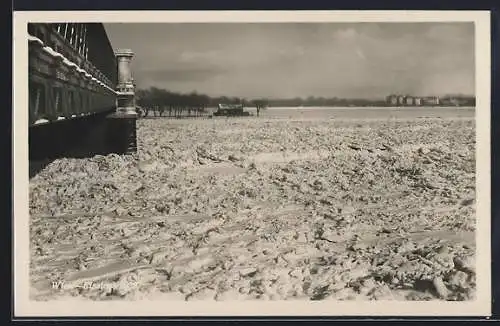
[386,95,398,106]
[422,96,440,106]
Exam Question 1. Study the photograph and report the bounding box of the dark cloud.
[138,66,226,83]
[104,22,475,98]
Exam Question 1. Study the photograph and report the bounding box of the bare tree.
[253,98,268,117]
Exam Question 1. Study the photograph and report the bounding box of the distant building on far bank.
[422,96,440,106]
[385,94,447,107]
[386,95,398,106]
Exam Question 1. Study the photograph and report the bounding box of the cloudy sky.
[104,22,475,99]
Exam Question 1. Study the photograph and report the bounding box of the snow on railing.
[29,34,116,94]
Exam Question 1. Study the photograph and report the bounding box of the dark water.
[245,107,475,120]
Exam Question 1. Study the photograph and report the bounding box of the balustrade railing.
[28,23,117,126]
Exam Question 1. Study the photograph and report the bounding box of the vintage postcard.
[13,10,491,317]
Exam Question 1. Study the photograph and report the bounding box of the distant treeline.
[268,97,388,107]
[135,87,269,117]
[264,95,475,107]
[135,87,475,115]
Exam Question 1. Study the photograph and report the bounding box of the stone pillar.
[115,49,137,116]
[106,48,137,155]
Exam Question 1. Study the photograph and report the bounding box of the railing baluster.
[46,84,55,122]
[76,91,81,115]
[60,88,66,118]
[55,87,60,117]
[33,83,41,122]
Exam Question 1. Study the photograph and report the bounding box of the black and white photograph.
[13,11,491,317]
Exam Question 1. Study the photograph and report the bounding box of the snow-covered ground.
[29,109,476,301]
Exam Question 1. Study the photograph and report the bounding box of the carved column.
[106,48,137,155]
[115,49,137,116]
